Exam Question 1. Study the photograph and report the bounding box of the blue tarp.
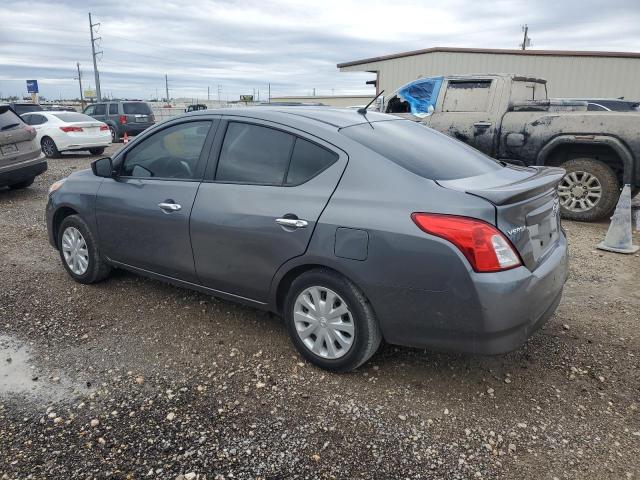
[397,77,443,117]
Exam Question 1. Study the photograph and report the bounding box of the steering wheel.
[155,156,193,178]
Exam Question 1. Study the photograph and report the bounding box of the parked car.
[9,102,43,116]
[185,104,207,112]
[83,101,155,143]
[380,74,640,221]
[46,107,568,371]
[0,104,47,189]
[21,111,111,158]
[555,98,640,112]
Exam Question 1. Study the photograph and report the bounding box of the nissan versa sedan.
[46,108,568,371]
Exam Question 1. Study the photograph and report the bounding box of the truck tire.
[557,158,619,222]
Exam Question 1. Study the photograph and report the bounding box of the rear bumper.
[369,233,569,355]
[0,154,47,187]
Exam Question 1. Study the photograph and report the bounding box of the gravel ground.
[1,145,639,479]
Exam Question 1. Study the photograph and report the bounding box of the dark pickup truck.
[381,74,640,221]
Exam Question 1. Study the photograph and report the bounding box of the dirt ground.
[1,145,639,480]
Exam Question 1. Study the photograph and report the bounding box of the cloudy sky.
[1,0,639,101]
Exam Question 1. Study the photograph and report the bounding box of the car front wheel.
[284,268,381,372]
[58,215,111,284]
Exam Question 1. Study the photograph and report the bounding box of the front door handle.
[474,121,492,128]
[158,201,181,212]
[276,217,308,229]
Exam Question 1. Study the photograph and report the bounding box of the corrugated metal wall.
[340,52,640,99]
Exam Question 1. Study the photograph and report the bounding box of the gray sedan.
[45,107,568,371]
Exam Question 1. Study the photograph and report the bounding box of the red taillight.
[59,126,83,132]
[99,125,109,131]
[119,115,127,124]
[411,213,522,272]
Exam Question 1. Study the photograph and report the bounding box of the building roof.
[337,47,640,68]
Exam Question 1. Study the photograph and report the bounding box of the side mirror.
[91,157,114,178]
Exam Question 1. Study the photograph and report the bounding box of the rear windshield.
[123,102,152,114]
[52,112,94,122]
[0,106,23,131]
[341,119,502,181]
[13,104,42,115]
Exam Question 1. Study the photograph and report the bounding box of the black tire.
[57,215,111,284]
[109,126,121,143]
[558,158,619,222]
[89,147,106,155]
[41,137,60,158]
[284,268,381,372]
[8,177,34,189]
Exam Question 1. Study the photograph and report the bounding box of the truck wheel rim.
[61,227,89,275]
[293,286,354,360]
[557,171,602,212]
[42,139,55,157]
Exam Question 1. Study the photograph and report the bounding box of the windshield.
[52,112,95,122]
[123,102,152,114]
[341,119,502,181]
[387,77,443,117]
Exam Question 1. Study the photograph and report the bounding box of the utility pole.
[268,83,271,103]
[88,13,102,101]
[165,74,169,105]
[75,62,84,107]
[520,24,531,50]
[217,85,221,104]
[207,86,210,101]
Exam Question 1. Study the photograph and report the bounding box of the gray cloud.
[1,0,639,100]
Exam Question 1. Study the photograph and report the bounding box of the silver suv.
[0,105,47,189]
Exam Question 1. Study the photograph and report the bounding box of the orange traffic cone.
[123,132,129,144]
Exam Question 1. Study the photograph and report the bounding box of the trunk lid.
[437,165,565,270]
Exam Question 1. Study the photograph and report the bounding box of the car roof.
[185,106,394,129]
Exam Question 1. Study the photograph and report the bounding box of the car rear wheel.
[109,126,121,143]
[8,177,35,189]
[58,215,111,284]
[89,147,106,155]
[41,137,60,158]
[557,158,619,222]
[284,269,381,372]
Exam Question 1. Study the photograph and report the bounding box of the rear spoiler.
[437,166,566,205]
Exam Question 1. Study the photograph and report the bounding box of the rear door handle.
[474,121,492,128]
[276,218,308,229]
[158,201,181,212]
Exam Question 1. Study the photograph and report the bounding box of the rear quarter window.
[341,119,502,181]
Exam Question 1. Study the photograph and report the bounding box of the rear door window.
[442,80,492,112]
[285,138,338,185]
[123,103,152,115]
[29,114,48,125]
[93,104,106,115]
[109,104,119,115]
[341,119,502,181]
[215,122,295,185]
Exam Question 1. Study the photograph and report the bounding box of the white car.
[20,111,111,158]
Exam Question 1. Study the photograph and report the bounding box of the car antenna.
[357,90,384,115]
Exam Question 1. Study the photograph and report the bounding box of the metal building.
[338,47,640,99]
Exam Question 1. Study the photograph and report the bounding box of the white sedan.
[20,111,111,158]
